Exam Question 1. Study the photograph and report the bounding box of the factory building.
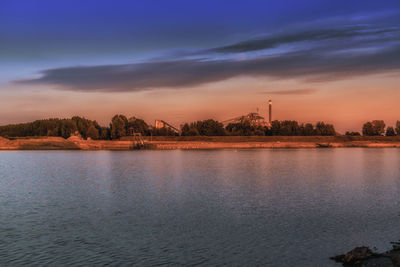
[222,99,272,128]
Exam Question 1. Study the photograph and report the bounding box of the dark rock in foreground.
[331,247,374,266]
[331,242,400,266]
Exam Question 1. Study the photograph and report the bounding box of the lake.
[1,149,400,266]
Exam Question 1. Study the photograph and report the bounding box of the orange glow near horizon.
[0,72,399,134]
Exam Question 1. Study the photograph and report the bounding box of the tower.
[268,99,272,123]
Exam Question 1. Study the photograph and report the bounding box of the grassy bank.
[1,136,400,150]
[124,135,400,142]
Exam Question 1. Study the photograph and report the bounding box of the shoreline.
[1,136,400,150]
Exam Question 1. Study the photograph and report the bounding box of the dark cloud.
[16,60,236,91]
[15,42,400,92]
[14,19,400,93]
[260,89,318,95]
[211,25,400,53]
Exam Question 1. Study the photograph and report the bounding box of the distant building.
[154,119,180,134]
[154,120,165,129]
[222,112,270,127]
[222,99,272,128]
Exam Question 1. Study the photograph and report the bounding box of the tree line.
[180,120,336,136]
[0,115,337,139]
[0,115,176,140]
[0,116,107,139]
[2,115,398,139]
[360,120,400,136]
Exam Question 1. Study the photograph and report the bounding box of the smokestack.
[268,99,272,123]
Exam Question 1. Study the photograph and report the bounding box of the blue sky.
[1,0,399,64]
[0,0,399,130]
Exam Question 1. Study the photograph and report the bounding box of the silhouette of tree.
[86,125,100,139]
[72,116,90,138]
[345,131,361,136]
[182,119,225,136]
[362,122,374,136]
[315,122,336,136]
[372,120,385,136]
[151,127,178,136]
[279,121,300,136]
[396,121,400,135]
[386,126,396,136]
[127,117,149,135]
[99,127,110,140]
[111,114,128,139]
[271,120,281,135]
[180,123,191,136]
[363,120,385,136]
[301,123,315,136]
[59,119,78,138]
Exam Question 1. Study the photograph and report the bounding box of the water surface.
[1,149,400,266]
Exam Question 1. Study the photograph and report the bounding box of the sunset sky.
[1,0,399,133]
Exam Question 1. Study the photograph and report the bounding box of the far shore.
[1,136,400,150]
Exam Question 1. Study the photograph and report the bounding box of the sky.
[0,0,399,133]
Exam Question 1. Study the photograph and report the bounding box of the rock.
[386,249,400,266]
[331,247,377,266]
[345,247,374,263]
[361,257,395,267]
[332,243,400,267]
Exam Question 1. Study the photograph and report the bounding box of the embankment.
[0,137,140,150]
[1,136,400,150]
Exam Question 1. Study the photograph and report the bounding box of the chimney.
[268,99,272,123]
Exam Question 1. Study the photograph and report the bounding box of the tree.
[182,119,225,136]
[315,122,336,136]
[58,119,78,138]
[181,123,200,136]
[99,127,110,140]
[151,127,178,136]
[362,120,386,136]
[0,117,111,139]
[86,124,100,139]
[372,120,385,136]
[253,126,266,136]
[72,116,90,138]
[386,126,396,136]
[225,121,267,136]
[196,119,226,136]
[279,121,300,136]
[362,122,374,136]
[345,131,361,136]
[301,123,315,136]
[110,114,128,139]
[185,127,200,136]
[127,117,149,135]
[181,123,191,136]
[271,120,281,135]
[226,121,252,136]
[265,126,273,136]
[396,121,400,135]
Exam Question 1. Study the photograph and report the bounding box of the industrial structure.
[153,99,273,132]
[222,112,268,127]
[268,99,272,124]
[154,119,180,134]
[222,99,272,128]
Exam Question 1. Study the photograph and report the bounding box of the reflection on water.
[1,149,400,266]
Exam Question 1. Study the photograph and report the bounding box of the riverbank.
[1,136,400,150]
